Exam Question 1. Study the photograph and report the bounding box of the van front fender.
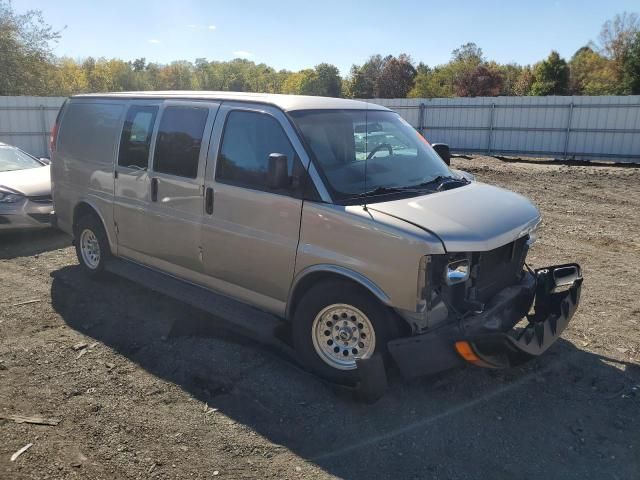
[286,264,392,320]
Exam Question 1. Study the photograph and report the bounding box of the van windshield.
[289,109,452,202]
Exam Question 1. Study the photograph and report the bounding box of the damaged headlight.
[519,218,541,247]
[445,259,470,285]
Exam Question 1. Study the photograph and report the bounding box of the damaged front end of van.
[388,257,582,379]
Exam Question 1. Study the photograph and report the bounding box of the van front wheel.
[292,281,392,385]
[74,215,109,277]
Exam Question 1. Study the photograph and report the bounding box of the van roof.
[71,91,390,112]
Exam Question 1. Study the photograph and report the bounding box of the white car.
[0,142,53,231]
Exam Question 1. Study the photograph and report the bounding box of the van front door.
[200,104,305,315]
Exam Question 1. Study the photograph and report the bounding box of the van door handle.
[205,187,214,214]
[151,177,158,202]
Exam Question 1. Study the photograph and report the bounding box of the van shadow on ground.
[50,265,640,480]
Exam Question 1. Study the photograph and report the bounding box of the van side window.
[216,111,296,190]
[153,106,208,179]
[118,105,158,169]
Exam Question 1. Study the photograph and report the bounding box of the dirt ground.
[1,156,639,480]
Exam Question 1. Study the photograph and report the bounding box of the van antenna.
[363,103,368,211]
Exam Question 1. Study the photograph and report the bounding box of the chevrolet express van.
[51,91,582,385]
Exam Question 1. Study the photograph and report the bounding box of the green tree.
[0,0,61,95]
[345,55,384,98]
[409,66,455,98]
[623,32,640,94]
[498,63,524,95]
[314,63,341,97]
[530,51,570,95]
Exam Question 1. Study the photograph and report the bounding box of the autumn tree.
[454,65,503,97]
[375,54,417,98]
[569,46,618,95]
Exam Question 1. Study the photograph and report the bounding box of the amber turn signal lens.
[454,341,481,363]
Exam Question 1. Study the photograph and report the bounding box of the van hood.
[368,182,540,252]
[0,165,51,197]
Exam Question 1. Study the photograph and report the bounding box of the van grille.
[472,236,529,303]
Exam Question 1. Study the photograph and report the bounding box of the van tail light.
[49,101,67,154]
[49,121,59,153]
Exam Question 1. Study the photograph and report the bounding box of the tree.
[623,32,640,94]
[569,46,618,95]
[597,12,639,67]
[158,61,196,90]
[345,54,384,98]
[376,54,417,98]
[0,0,61,95]
[530,51,569,95]
[498,63,524,95]
[313,63,342,97]
[513,67,534,96]
[451,42,484,67]
[454,64,503,97]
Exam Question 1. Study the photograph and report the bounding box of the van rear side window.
[57,102,124,165]
[118,105,158,169]
[153,106,208,179]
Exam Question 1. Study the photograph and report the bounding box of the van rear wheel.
[75,215,109,277]
[292,280,392,385]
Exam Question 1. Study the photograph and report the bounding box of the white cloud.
[208,25,216,30]
[148,39,161,44]
[187,24,197,29]
[232,50,253,58]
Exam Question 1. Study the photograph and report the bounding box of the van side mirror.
[431,143,450,166]
[39,157,51,165]
[267,153,290,190]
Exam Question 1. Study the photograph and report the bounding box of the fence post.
[418,102,426,135]
[563,102,574,160]
[487,103,496,155]
[39,105,48,157]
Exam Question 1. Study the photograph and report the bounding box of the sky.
[12,0,640,75]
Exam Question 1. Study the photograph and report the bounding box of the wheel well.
[287,271,383,322]
[72,202,101,235]
[287,271,409,338]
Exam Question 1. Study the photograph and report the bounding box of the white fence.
[0,96,66,158]
[366,96,640,163]
[1,95,640,162]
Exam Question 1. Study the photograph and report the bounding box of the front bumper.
[388,264,583,379]
[0,197,53,231]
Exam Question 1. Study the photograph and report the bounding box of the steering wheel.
[366,143,393,160]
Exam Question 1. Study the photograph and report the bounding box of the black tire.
[292,280,394,385]
[74,214,110,278]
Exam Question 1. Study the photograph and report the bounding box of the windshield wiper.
[354,186,407,198]
[409,175,470,191]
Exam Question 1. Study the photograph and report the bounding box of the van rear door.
[115,100,219,276]
[114,101,160,255]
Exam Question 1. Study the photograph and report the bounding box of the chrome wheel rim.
[311,304,376,370]
[80,229,100,269]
